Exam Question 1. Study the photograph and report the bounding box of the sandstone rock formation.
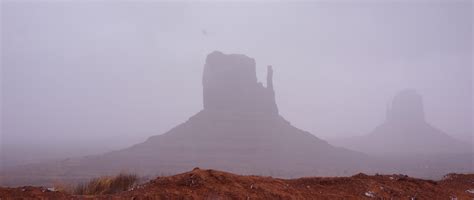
[112,51,366,176]
[333,89,471,155]
[1,51,368,186]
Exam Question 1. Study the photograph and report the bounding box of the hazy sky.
[1,0,472,165]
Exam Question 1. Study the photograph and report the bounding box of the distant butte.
[1,51,368,186]
[334,89,471,155]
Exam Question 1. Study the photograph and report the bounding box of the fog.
[1,0,472,168]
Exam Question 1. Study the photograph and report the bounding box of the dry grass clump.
[73,173,138,195]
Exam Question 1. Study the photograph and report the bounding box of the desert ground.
[1,168,473,200]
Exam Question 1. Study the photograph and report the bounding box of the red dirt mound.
[1,168,473,199]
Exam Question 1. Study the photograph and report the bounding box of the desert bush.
[73,173,138,195]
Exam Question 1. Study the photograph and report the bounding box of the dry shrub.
[73,173,138,195]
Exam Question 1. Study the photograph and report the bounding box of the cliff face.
[202,51,278,115]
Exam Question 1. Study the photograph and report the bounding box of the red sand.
[1,168,473,199]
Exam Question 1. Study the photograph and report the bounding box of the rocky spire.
[267,65,274,91]
[266,65,278,115]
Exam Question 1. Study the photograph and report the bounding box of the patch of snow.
[364,191,375,198]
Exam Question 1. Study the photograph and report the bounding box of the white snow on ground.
[364,191,375,198]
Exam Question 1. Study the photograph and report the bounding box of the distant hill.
[332,90,472,155]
